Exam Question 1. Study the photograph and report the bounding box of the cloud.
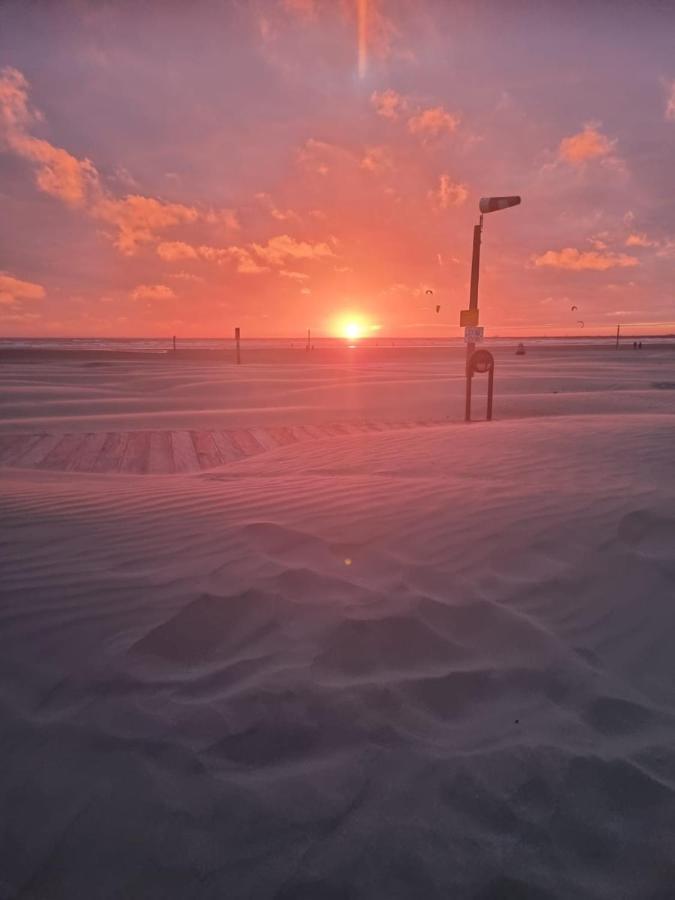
[429,174,468,210]
[204,208,240,230]
[131,284,176,301]
[157,240,200,261]
[559,123,615,164]
[408,105,459,139]
[255,192,299,222]
[371,89,406,120]
[297,137,355,175]
[279,269,309,280]
[168,271,204,282]
[224,246,269,274]
[93,195,199,255]
[533,248,639,271]
[625,232,656,247]
[0,271,46,305]
[665,80,675,121]
[0,67,99,206]
[0,66,214,254]
[251,234,335,265]
[360,145,393,174]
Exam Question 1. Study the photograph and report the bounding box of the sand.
[1,345,675,899]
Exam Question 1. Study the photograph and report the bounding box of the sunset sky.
[1,0,674,337]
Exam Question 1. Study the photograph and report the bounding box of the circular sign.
[469,349,494,374]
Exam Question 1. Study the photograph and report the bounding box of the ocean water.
[1,335,671,353]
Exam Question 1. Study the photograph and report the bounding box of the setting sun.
[343,321,364,340]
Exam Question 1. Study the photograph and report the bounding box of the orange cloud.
[429,174,468,210]
[0,67,99,206]
[255,192,299,222]
[408,105,459,139]
[0,271,45,305]
[360,145,393,174]
[370,88,406,120]
[251,234,335,265]
[130,284,176,301]
[279,269,309,280]
[156,241,200,261]
[559,123,615,164]
[94,195,199,255]
[533,248,638,270]
[625,232,656,247]
[224,246,269,274]
[0,66,219,254]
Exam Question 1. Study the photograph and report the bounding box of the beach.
[1,344,675,898]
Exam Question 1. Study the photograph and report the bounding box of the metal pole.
[466,217,483,364]
[486,364,494,420]
[616,323,620,349]
[173,335,176,352]
[465,366,472,422]
[235,327,241,364]
[306,328,310,351]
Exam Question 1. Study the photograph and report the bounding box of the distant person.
[639,341,643,349]
[633,341,637,350]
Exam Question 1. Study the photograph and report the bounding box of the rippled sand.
[1,345,675,898]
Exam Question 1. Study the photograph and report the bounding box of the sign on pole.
[464,326,484,344]
[460,308,479,327]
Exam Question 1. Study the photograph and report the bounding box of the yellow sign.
[460,308,479,327]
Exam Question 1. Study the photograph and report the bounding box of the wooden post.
[235,327,241,364]
[615,323,620,349]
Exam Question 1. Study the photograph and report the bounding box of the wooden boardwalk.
[0,420,444,475]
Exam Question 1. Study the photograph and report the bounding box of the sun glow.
[343,321,364,340]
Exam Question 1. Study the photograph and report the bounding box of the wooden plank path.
[0,420,445,475]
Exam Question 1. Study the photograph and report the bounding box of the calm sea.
[1,335,672,353]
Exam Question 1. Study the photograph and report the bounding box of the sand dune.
[1,348,675,898]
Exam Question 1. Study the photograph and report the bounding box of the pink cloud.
[0,271,45,305]
[130,284,176,301]
[533,248,638,270]
[279,269,309,280]
[408,105,459,139]
[429,174,468,210]
[224,246,269,274]
[0,67,223,254]
[360,145,393,174]
[156,241,200,261]
[559,123,615,164]
[0,67,99,206]
[370,89,406,120]
[625,232,656,247]
[94,195,199,255]
[251,234,335,265]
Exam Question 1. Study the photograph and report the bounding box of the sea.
[1,335,672,353]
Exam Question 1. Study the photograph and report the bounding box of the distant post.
[616,323,620,349]
[306,328,311,351]
[235,327,241,364]
[173,335,176,352]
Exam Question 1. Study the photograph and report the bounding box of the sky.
[1,0,674,338]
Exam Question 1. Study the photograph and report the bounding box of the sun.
[343,321,363,340]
